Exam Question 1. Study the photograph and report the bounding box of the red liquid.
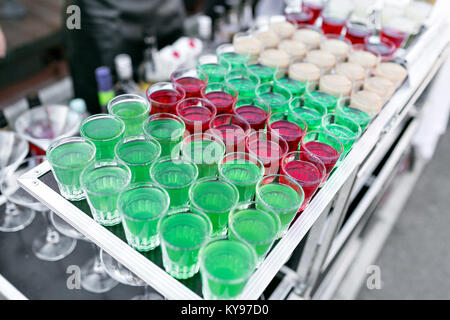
[204,91,236,114]
[380,27,407,49]
[178,105,214,134]
[365,41,396,59]
[246,140,286,175]
[302,141,339,177]
[302,2,323,24]
[149,89,183,114]
[281,160,321,210]
[269,120,305,152]
[29,142,46,156]
[175,77,205,98]
[321,15,346,35]
[213,123,246,153]
[234,105,269,130]
[285,11,314,25]
[345,24,373,44]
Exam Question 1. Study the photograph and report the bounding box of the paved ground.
[358,124,450,299]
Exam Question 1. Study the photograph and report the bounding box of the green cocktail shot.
[274,77,306,98]
[143,113,185,157]
[79,114,125,160]
[225,68,260,98]
[81,160,131,226]
[158,211,212,279]
[150,156,198,210]
[118,182,170,251]
[218,152,264,204]
[115,135,161,183]
[47,137,96,201]
[189,177,239,236]
[305,90,338,113]
[108,94,150,136]
[199,239,257,300]
[180,133,225,178]
[197,54,231,83]
[321,113,361,158]
[217,44,250,70]
[289,96,327,131]
[247,64,277,83]
[255,82,292,113]
[228,201,280,265]
[255,174,304,237]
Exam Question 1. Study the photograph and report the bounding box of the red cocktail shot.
[233,97,271,130]
[176,97,217,134]
[147,82,186,114]
[171,68,208,98]
[200,82,238,114]
[267,112,307,152]
[209,114,251,154]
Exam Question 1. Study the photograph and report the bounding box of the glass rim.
[289,96,328,118]
[218,152,265,187]
[188,176,239,214]
[80,159,132,197]
[143,112,186,142]
[149,155,199,190]
[228,201,281,246]
[208,113,252,134]
[281,151,326,186]
[301,129,344,158]
[47,137,96,170]
[175,97,217,125]
[180,132,226,163]
[255,173,305,212]
[146,81,186,106]
[199,238,257,284]
[107,94,150,119]
[158,210,212,251]
[255,82,293,102]
[117,181,170,222]
[225,68,261,86]
[114,135,162,167]
[321,113,362,141]
[234,97,271,114]
[200,81,239,99]
[245,130,289,162]
[170,67,209,83]
[79,113,126,142]
[268,111,308,137]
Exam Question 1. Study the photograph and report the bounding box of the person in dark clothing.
[64,0,186,114]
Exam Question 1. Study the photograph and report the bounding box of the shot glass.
[304,89,339,113]
[199,239,257,300]
[200,82,238,115]
[196,54,231,83]
[81,160,132,226]
[143,113,186,157]
[255,82,292,113]
[302,0,324,24]
[118,182,170,251]
[233,97,271,130]
[107,94,150,137]
[336,97,373,131]
[228,201,280,266]
[273,77,306,98]
[158,210,212,279]
[150,156,198,211]
[300,130,343,182]
[364,37,397,62]
[218,152,264,205]
[345,20,374,45]
[180,133,225,179]
[208,114,251,154]
[189,176,239,236]
[146,82,186,115]
[225,68,260,98]
[245,130,288,175]
[247,64,277,84]
[281,151,326,211]
[170,67,209,98]
[216,43,251,70]
[267,112,307,152]
[255,174,304,237]
[176,97,217,134]
[321,113,362,158]
[79,114,126,160]
[289,96,327,132]
[114,135,161,183]
[47,137,96,201]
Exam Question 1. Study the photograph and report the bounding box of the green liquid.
[227,77,258,98]
[290,106,323,131]
[116,140,160,183]
[81,117,124,160]
[121,186,168,251]
[248,64,276,83]
[201,240,255,299]
[110,101,148,136]
[229,209,277,261]
[275,78,305,97]
[198,64,229,83]
[259,92,289,113]
[48,142,95,201]
[151,160,197,209]
[256,183,302,236]
[305,91,337,113]
[219,52,249,70]
[324,124,358,155]
[83,166,130,226]
[182,140,224,178]
[144,118,184,157]
[219,161,262,203]
[190,180,238,236]
[160,213,209,279]
[338,107,371,130]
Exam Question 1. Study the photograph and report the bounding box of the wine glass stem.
[43,210,60,244]
[91,243,104,273]
[5,201,19,216]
